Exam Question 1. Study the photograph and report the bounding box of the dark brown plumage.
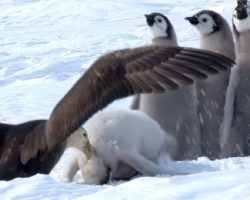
[45,45,234,151]
[0,120,66,180]
[2,45,234,180]
[0,123,12,157]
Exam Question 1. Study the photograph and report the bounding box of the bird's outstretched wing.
[21,45,234,162]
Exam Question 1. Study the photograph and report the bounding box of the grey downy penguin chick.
[185,10,235,159]
[130,13,178,109]
[220,1,250,157]
[131,13,201,160]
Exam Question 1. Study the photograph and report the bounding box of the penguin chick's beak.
[185,16,199,25]
[145,14,154,26]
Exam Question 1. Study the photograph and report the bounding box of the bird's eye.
[157,19,162,23]
[202,18,208,23]
[83,133,87,137]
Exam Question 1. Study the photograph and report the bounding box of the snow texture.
[1,0,250,200]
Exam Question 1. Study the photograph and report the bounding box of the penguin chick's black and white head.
[145,13,172,39]
[185,10,222,35]
[233,0,250,33]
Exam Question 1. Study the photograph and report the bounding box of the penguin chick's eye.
[83,133,87,137]
[157,19,162,23]
[202,18,208,23]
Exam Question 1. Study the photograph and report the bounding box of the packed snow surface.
[1,0,249,200]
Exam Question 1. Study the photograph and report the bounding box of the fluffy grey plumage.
[186,10,235,159]
[133,13,200,160]
[221,1,250,157]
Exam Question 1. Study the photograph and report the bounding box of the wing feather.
[22,45,234,154]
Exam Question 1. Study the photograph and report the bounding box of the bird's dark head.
[233,0,250,33]
[144,12,173,39]
[185,10,222,35]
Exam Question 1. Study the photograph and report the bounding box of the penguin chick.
[132,12,201,160]
[185,10,235,159]
[220,1,250,157]
[145,12,177,46]
[185,10,235,59]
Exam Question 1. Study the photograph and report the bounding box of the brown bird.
[0,120,86,180]
[0,120,48,180]
[1,45,234,181]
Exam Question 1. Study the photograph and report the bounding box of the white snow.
[1,0,249,200]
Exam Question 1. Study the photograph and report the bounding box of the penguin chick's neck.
[152,36,178,46]
[235,30,250,55]
[200,21,235,60]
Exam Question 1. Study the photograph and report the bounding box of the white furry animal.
[54,127,108,184]
[51,126,91,183]
[65,126,88,150]
[60,109,187,185]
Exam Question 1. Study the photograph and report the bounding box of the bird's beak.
[145,14,154,26]
[185,16,199,25]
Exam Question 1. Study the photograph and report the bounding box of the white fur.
[149,15,168,38]
[80,109,186,184]
[59,127,108,185]
[80,156,108,185]
[60,110,188,185]
[233,14,250,32]
[59,147,107,184]
[59,148,86,183]
[195,13,215,35]
[66,126,87,149]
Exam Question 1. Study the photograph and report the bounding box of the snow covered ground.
[1,0,250,199]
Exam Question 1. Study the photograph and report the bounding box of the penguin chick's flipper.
[20,45,234,165]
